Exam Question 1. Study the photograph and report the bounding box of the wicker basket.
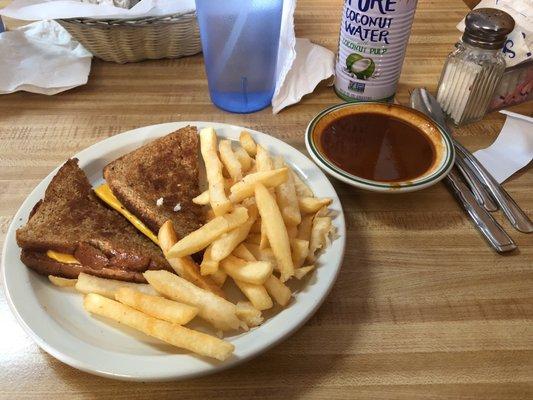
[57,12,202,64]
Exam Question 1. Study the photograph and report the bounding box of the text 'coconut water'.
[335,0,418,102]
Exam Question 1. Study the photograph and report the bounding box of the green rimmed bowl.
[305,102,455,193]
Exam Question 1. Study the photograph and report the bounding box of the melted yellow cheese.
[94,183,159,245]
[46,250,79,264]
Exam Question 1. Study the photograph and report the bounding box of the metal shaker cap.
[462,8,515,50]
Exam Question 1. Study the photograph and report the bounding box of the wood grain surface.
[1,0,532,398]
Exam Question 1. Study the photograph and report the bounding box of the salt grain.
[173,203,181,212]
[156,197,164,207]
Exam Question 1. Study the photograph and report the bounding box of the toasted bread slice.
[16,159,171,282]
[103,126,202,239]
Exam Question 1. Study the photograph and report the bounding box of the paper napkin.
[0,20,92,95]
[273,0,335,113]
[474,111,533,183]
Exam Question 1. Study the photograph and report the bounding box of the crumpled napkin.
[0,20,92,95]
[474,110,533,183]
[273,0,335,113]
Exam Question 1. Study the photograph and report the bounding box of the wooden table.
[1,0,532,398]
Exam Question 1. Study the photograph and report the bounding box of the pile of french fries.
[48,127,334,362]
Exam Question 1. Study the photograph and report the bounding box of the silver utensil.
[410,88,497,212]
[411,88,533,233]
[454,151,499,212]
[446,167,517,252]
[410,91,517,253]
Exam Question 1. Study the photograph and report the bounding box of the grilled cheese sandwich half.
[16,159,170,283]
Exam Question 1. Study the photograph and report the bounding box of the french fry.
[264,275,292,307]
[200,127,232,216]
[297,213,314,242]
[259,220,270,249]
[167,207,248,258]
[239,131,257,156]
[192,190,210,205]
[291,170,314,198]
[211,269,228,287]
[210,205,258,261]
[218,140,243,182]
[165,257,225,297]
[298,197,333,214]
[84,293,234,361]
[144,270,240,331]
[115,287,198,325]
[48,275,77,287]
[255,145,273,171]
[291,238,309,269]
[232,243,257,262]
[221,256,273,285]
[255,183,294,282]
[158,221,225,298]
[158,219,195,255]
[294,265,315,280]
[235,302,263,328]
[233,279,273,311]
[234,146,253,172]
[307,216,332,262]
[241,196,257,207]
[200,244,219,276]
[75,272,158,299]
[273,156,301,226]
[228,168,288,203]
[244,243,277,267]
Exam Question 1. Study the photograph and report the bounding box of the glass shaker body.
[437,41,506,126]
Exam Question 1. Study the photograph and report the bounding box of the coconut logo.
[346,53,375,80]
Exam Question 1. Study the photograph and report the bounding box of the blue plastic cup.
[195,0,283,113]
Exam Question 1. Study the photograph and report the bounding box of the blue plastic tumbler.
[195,0,283,113]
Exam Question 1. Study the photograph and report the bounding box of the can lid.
[462,8,515,50]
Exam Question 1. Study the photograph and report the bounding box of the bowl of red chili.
[305,102,455,193]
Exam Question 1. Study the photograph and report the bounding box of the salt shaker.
[436,8,515,126]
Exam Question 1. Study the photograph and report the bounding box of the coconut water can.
[335,0,418,102]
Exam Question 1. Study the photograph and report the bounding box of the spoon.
[411,88,533,234]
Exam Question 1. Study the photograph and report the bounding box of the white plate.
[2,122,346,382]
